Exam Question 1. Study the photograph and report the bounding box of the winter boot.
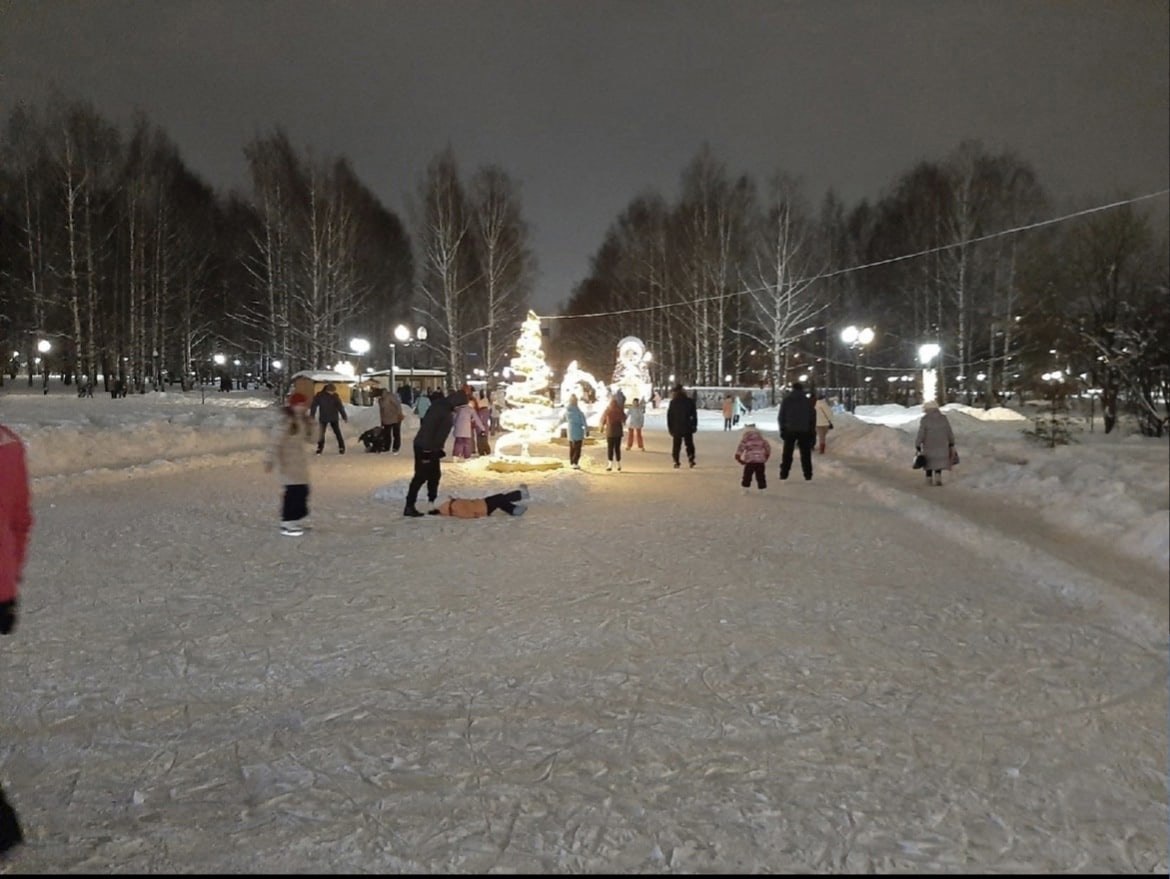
[510,503,528,516]
[933,472,943,486]
[403,504,424,518]
[519,484,530,499]
[280,521,305,536]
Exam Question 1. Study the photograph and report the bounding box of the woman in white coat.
[813,392,835,454]
[915,400,955,486]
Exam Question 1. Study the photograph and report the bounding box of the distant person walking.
[916,400,956,486]
[599,395,627,471]
[396,382,414,409]
[309,383,348,454]
[625,398,645,450]
[414,390,432,419]
[563,394,588,470]
[404,388,466,517]
[377,385,405,454]
[734,422,772,492]
[778,381,815,481]
[667,383,698,468]
[264,392,315,536]
[814,391,835,454]
[451,394,486,460]
[0,420,33,860]
[721,394,735,430]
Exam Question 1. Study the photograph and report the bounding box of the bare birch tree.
[467,165,534,376]
[410,146,478,385]
[741,173,826,403]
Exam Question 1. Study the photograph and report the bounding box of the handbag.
[949,447,960,466]
[912,452,926,470]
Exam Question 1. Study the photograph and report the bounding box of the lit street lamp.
[918,342,941,406]
[393,324,427,393]
[350,337,370,404]
[37,339,51,393]
[840,325,874,412]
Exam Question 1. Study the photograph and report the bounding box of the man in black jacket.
[309,383,348,454]
[404,388,467,517]
[778,381,815,480]
[666,384,699,468]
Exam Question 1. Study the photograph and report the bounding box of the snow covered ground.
[0,384,1166,873]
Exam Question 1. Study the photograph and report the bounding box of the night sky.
[3,0,1167,313]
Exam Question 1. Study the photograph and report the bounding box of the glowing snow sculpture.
[491,311,564,468]
[558,360,610,430]
[612,336,653,404]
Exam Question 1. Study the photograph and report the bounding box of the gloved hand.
[0,600,17,636]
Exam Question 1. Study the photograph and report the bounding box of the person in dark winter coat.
[397,382,414,408]
[404,388,468,516]
[0,421,32,859]
[309,383,348,454]
[915,400,956,486]
[666,384,699,468]
[777,381,815,480]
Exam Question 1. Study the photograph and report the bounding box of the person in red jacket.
[0,422,32,859]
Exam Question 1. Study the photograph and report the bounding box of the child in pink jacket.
[734,423,772,491]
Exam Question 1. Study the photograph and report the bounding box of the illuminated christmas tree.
[493,311,562,465]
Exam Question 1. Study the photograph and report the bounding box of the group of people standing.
[265,376,958,532]
[563,384,695,472]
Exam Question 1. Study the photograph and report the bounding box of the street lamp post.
[840,325,874,413]
[393,324,427,394]
[918,343,941,406]
[350,337,370,405]
[37,339,51,393]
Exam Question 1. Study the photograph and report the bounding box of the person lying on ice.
[427,485,530,518]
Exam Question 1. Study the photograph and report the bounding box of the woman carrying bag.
[915,400,956,486]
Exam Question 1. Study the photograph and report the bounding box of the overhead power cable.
[541,188,1169,322]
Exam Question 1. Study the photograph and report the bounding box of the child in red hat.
[264,392,314,535]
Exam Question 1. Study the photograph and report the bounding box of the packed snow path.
[3,430,1166,873]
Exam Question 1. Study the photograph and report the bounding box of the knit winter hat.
[287,392,309,409]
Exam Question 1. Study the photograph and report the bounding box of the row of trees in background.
[557,143,1168,435]
[0,94,534,397]
[1,94,1165,435]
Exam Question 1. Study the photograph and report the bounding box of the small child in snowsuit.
[734,423,772,491]
[264,392,315,536]
[428,485,531,517]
